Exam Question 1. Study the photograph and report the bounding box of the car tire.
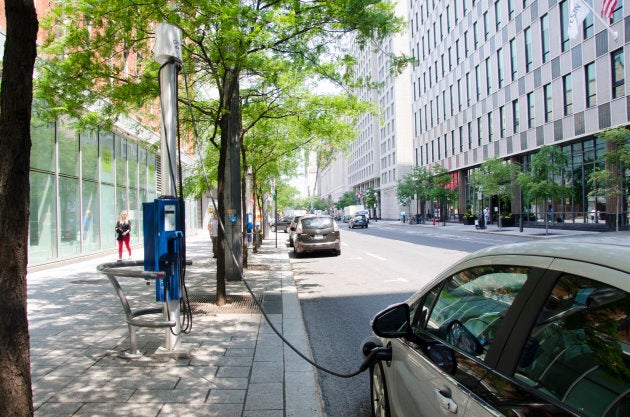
[293,245,301,258]
[370,362,391,417]
[334,249,341,256]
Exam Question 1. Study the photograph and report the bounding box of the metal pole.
[156,23,183,352]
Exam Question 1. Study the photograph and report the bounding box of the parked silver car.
[364,239,630,417]
[293,215,341,257]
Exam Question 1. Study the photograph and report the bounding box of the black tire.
[370,362,391,417]
[334,249,341,256]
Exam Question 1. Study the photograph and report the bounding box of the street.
[289,221,534,417]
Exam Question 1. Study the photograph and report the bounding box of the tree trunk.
[0,1,38,416]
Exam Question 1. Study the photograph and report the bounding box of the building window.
[563,73,573,115]
[510,39,518,81]
[451,131,455,155]
[527,92,535,128]
[583,0,594,38]
[544,83,552,122]
[466,72,472,106]
[497,48,504,88]
[495,1,502,31]
[468,122,473,149]
[458,79,463,111]
[612,48,625,99]
[524,27,533,72]
[500,105,506,138]
[585,62,596,108]
[477,117,483,146]
[483,12,489,40]
[486,58,492,94]
[459,125,463,152]
[450,85,454,115]
[475,65,481,100]
[508,0,515,20]
[473,22,479,48]
[488,111,494,142]
[560,0,570,52]
[541,14,550,63]
[512,99,520,133]
[612,1,623,23]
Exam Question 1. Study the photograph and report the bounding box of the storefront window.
[58,120,79,176]
[101,184,116,249]
[100,131,114,184]
[128,142,138,190]
[58,176,80,257]
[28,172,57,263]
[81,180,100,251]
[81,129,99,181]
[116,135,127,188]
[31,122,55,172]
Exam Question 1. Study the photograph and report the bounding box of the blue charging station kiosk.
[143,197,184,303]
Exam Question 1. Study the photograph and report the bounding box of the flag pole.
[583,1,618,40]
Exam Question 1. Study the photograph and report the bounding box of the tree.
[470,157,520,230]
[588,127,630,232]
[336,191,360,209]
[429,165,458,225]
[0,0,38,415]
[37,0,406,300]
[517,145,572,235]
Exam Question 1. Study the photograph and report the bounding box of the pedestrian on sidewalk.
[208,211,219,258]
[115,210,132,261]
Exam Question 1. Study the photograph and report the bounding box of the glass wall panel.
[148,153,157,197]
[81,180,100,251]
[58,176,80,257]
[58,120,79,176]
[81,129,99,181]
[116,185,128,217]
[29,172,57,263]
[116,135,127,188]
[31,122,55,172]
[100,131,114,184]
[139,147,147,192]
[128,188,139,241]
[128,142,138,190]
[101,184,116,249]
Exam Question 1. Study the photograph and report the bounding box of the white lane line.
[367,253,387,261]
[384,278,408,283]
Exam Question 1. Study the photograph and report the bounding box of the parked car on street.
[270,216,292,233]
[363,239,630,417]
[292,215,340,257]
[288,214,311,247]
[349,214,368,229]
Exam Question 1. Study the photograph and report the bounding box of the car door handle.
[434,388,458,413]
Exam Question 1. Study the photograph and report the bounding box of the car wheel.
[370,362,391,417]
[293,245,302,258]
[334,249,341,256]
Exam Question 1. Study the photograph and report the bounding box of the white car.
[364,239,630,417]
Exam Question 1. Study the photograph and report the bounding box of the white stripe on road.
[384,278,408,283]
[367,253,387,261]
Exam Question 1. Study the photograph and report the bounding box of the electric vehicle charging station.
[143,22,191,358]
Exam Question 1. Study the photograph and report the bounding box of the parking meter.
[143,197,185,302]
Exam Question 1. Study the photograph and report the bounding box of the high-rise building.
[325,0,629,228]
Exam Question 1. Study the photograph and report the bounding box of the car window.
[514,274,630,417]
[412,266,530,359]
[301,217,333,229]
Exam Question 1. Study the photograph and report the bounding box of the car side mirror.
[371,303,410,338]
[425,343,457,374]
[441,320,484,356]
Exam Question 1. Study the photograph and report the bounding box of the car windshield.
[301,217,333,229]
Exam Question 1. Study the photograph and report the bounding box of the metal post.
[155,23,183,353]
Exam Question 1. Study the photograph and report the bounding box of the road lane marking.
[367,253,387,261]
[384,278,408,283]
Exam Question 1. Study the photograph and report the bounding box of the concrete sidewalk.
[28,235,323,417]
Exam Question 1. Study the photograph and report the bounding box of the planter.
[463,217,477,225]
[500,217,515,227]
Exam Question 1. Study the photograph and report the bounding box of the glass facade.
[28,118,159,265]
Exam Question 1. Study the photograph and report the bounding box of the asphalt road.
[289,221,531,417]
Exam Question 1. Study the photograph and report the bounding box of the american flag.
[601,0,618,19]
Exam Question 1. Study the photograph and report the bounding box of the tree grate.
[187,292,262,314]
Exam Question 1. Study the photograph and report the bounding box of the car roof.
[466,239,630,273]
